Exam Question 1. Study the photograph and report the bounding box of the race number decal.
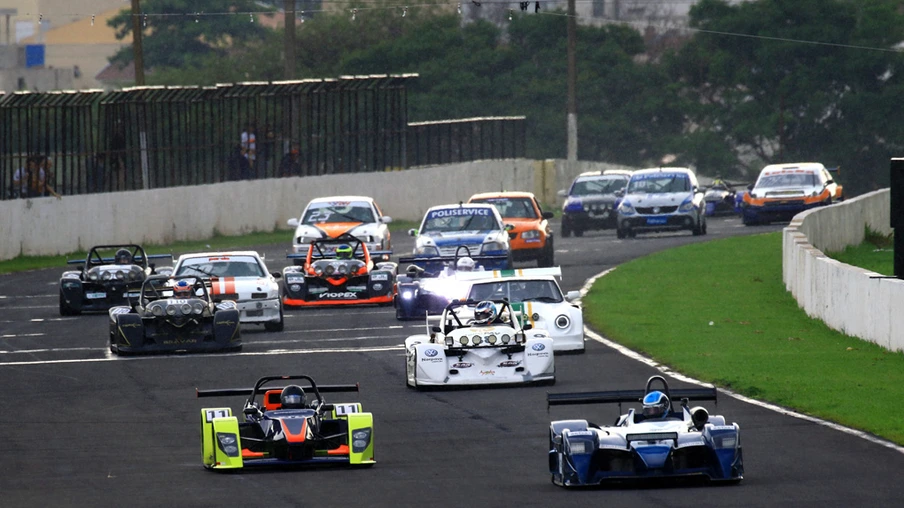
[205,409,230,422]
[334,404,359,416]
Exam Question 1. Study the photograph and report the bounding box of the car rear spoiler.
[67,254,172,265]
[547,387,717,409]
[197,383,360,398]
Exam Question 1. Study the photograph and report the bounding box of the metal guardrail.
[1,76,526,200]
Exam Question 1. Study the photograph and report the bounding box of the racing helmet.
[642,391,670,419]
[280,385,306,409]
[335,244,353,260]
[115,248,133,265]
[172,279,193,298]
[472,300,498,325]
[456,256,476,272]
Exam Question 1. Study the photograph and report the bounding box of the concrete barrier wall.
[0,158,627,261]
[782,189,903,352]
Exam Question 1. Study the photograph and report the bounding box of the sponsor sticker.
[531,343,546,352]
[334,404,359,416]
[498,360,521,367]
[646,217,668,225]
[85,292,106,299]
[205,409,229,422]
[479,370,496,376]
[711,425,735,431]
[318,292,359,299]
[566,431,594,437]
[370,273,389,281]
[424,348,438,357]
[427,207,491,219]
[452,362,473,368]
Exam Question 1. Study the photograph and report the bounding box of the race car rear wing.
[399,254,508,274]
[197,383,360,398]
[547,387,717,409]
[67,254,172,265]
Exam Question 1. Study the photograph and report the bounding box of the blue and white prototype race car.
[408,203,513,271]
[547,375,743,487]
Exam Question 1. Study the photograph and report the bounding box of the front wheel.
[264,305,284,332]
[59,291,79,316]
[561,218,572,238]
[538,238,554,267]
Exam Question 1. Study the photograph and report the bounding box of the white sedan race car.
[459,268,584,353]
[405,299,555,389]
[173,251,284,331]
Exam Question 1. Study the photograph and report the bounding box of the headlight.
[166,305,176,316]
[472,335,482,345]
[401,290,413,299]
[179,303,191,314]
[521,230,540,240]
[216,432,240,457]
[486,334,497,344]
[481,241,506,253]
[414,245,439,256]
[325,265,335,275]
[89,272,99,281]
[115,271,125,280]
[314,266,323,275]
[192,302,204,314]
[568,440,590,454]
[459,336,469,346]
[351,427,372,453]
[501,334,511,344]
[619,201,636,214]
[338,264,348,275]
[678,199,695,212]
[151,304,165,317]
[582,204,590,212]
[102,271,112,281]
[555,314,570,329]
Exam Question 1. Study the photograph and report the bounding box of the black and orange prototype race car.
[197,374,375,470]
[281,233,396,306]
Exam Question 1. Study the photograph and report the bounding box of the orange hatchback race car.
[469,191,555,267]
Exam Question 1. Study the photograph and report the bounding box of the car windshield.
[470,197,538,219]
[756,173,818,189]
[468,280,563,303]
[626,173,690,194]
[570,176,629,196]
[421,208,499,233]
[175,255,265,278]
[302,201,375,224]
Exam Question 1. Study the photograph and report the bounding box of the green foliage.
[825,226,894,275]
[666,0,904,191]
[107,0,276,70]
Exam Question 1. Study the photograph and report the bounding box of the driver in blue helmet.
[642,391,670,419]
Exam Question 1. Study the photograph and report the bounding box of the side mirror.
[287,218,300,228]
[615,189,625,197]
[271,271,282,279]
[556,189,567,198]
[408,228,418,237]
[542,211,555,220]
[321,403,335,412]
[243,406,258,416]
[504,224,515,231]
[431,325,442,333]
[565,290,580,302]
[381,216,393,224]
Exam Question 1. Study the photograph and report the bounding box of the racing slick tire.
[561,219,572,238]
[506,251,514,270]
[693,214,705,236]
[538,238,555,268]
[573,227,584,237]
[616,227,626,239]
[59,291,80,316]
[264,305,284,332]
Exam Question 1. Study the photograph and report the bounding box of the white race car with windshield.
[287,196,392,264]
[173,251,284,332]
[460,268,584,353]
[404,299,555,389]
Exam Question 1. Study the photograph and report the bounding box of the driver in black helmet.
[115,248,133,265]
[280,385,306,409]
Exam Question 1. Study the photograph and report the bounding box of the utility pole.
[284,0,296,79]
[131,0,145,86]
[566,0,577,161]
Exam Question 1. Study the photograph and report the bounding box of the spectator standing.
[278,144,303,177]
[110,122,127,191]
[36,155,61,199]
[227,143,253,181]
[257,125,277,177]
[240,121,257,177]
[12,156,38,198]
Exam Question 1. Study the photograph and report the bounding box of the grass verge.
[825,227,893,276]
[583,232,904,445]
[0,220,420,275]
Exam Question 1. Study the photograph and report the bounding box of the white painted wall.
[783,189,902,352]
[0,158,629,260]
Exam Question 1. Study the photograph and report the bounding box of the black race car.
[59,244,172,315]
[282,233,396,307]
[197,374,375,470]
[108,275,241,354]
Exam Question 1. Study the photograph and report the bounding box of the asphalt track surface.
[2,217,903,507]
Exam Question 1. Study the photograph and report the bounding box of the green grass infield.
[583,232,904,445]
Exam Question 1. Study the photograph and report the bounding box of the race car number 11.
[334,404,359,416]
[205,409,230,422]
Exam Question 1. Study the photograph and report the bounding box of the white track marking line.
[577,267,904,455]
[2,333,45,339]
[0,344,402,366]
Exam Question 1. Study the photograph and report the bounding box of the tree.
[107,0,275,70]
[666,0,904,191]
